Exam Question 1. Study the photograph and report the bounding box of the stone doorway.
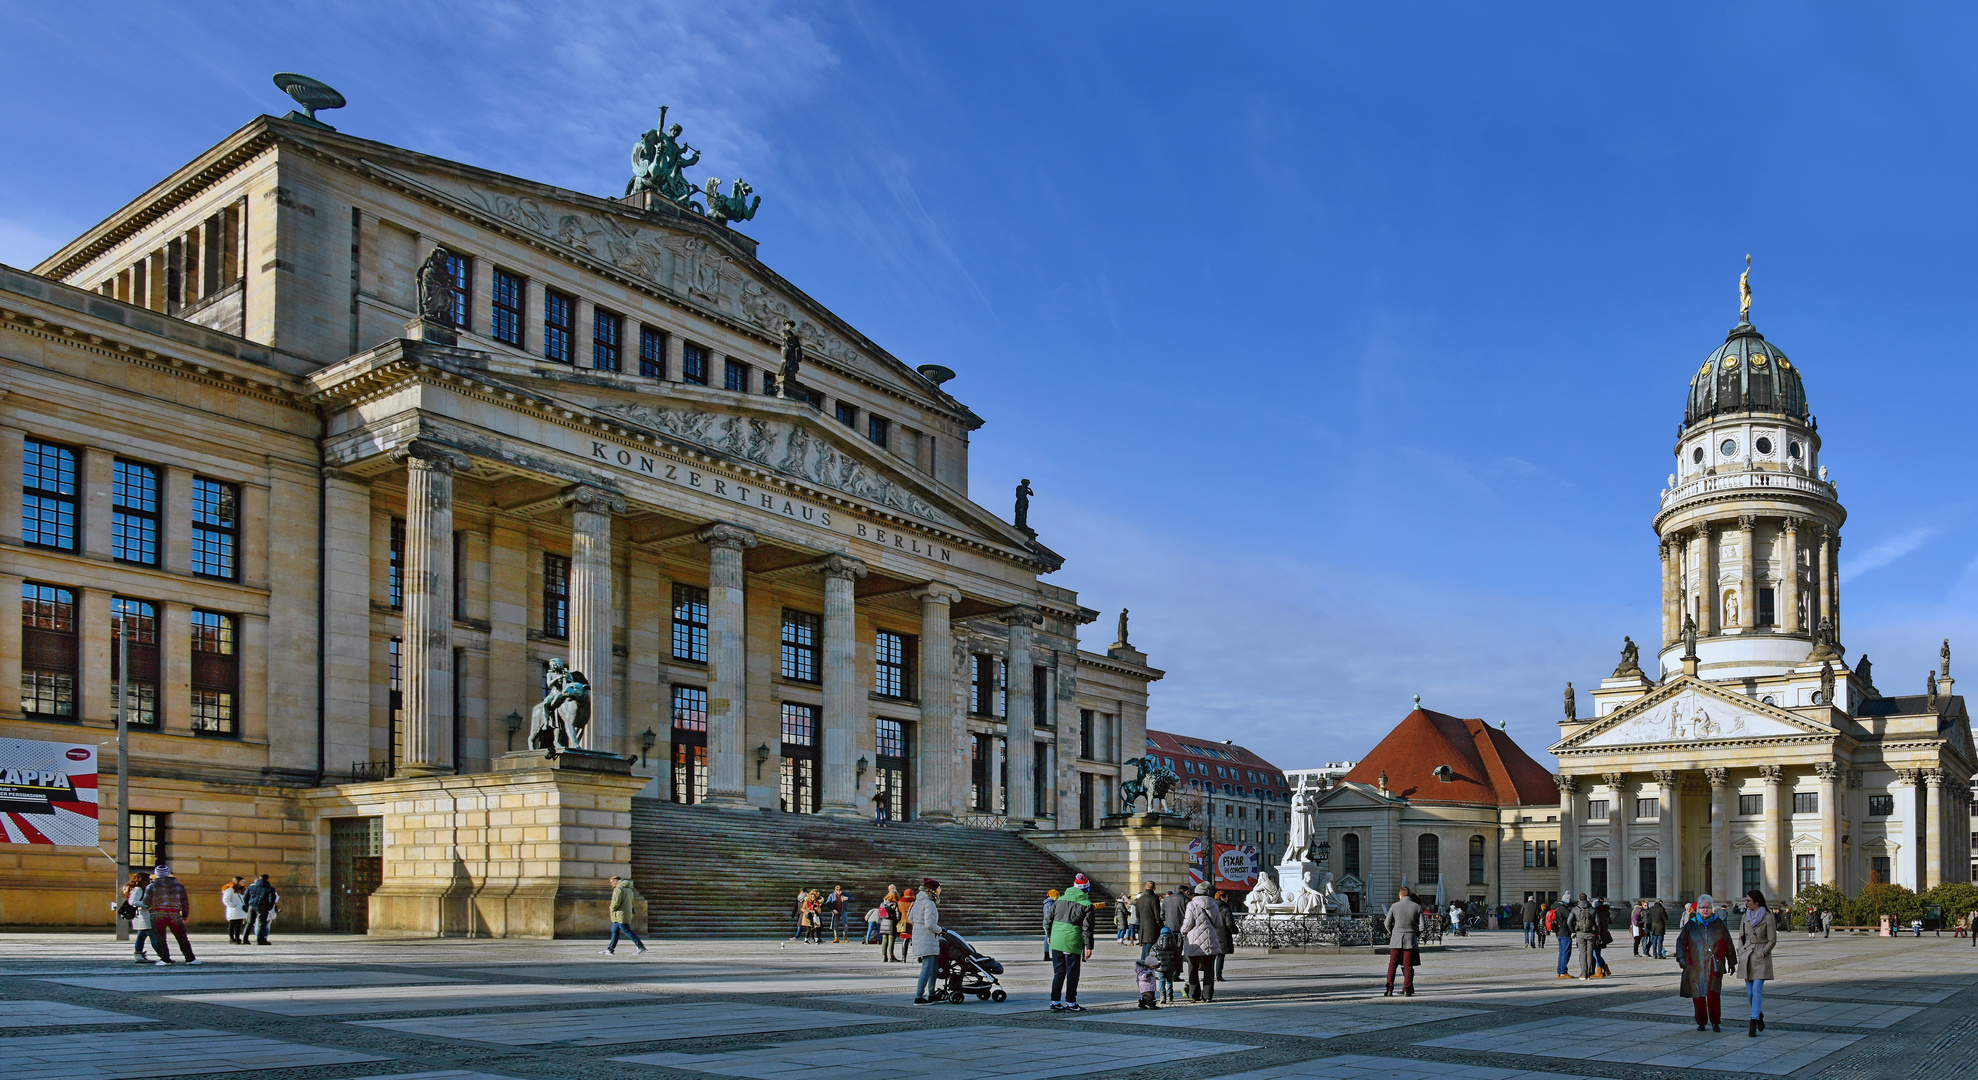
[329,816,382,933]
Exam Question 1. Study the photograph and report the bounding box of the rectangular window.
[780,609,820,682]
[388,516,405,609]
[127,811,164,868]
[868,415,890,448]
[1872,855,1891,882]
[23,439,79,551]
[1792,791,1818,815]
[110,597,159,727]
[1524,841,1536,868]
[1547,839,1558,867]
[452,531,466,620]
[1635,797,1659,820]
[1079,709,1095,760]
[1742,855,1762,896]
[671,584,708,663]
[436,250,470,329]
[682,341,708,384]
[190,477,238,580]
[779,702,818,814]
[111,460,160,566]
[1587,799,1609,821]
[21,582,78,720]
[1739,793,1763,816]
[762,371,776,396]
[490,269,524,345]
[835,401,858,428]
[542,290,573,363]
[1869,794,1894,816]
[723,357,749,391]
[542,553,570,639]
[971,733,990,811]
[1758,587,1776,627]
[874,629,914,699]
[1639,856,1658,900]
[189,610,237,735]
[592,308,622,371]
[1589,857,1608,899]
[1033,665,1051,726]
[638,325,666,378]
[877,717,905,758]
[671,684,708,732]
[1795,853,1816,892]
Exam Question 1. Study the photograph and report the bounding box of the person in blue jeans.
[1553,901,1574,977]
[910,879,945,1004]
[599,875,646,956]
[826,886,852,943]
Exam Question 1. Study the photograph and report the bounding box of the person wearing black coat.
[243,875,279,945]
[1133,883,1162,962]
[1213,890,1237,981]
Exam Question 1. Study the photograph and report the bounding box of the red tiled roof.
[1145,729,1286,782]
[1341,709,1556,807]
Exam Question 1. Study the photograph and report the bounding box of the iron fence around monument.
[1235,912,1447,949]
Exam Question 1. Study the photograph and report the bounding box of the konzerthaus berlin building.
[0,103,1160,930]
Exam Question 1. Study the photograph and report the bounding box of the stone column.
[814,554,868,818]
[1655,769,1680,901]
[1698,522,1717,636]
[1816,528,1833,637]
[392,441,469,777]
[1781,518,1802,634]
[1002,606,1039,823]
[698,523,757,806]
[1759,765,1786,899]
[563,486,625,752]
[912,584,963,823]
[1706,768,1729,898]
[1895,770,1919,889]
[1604,772,1626,898]
[1737,515,1757,631]
[1830,534,1842,643]
[1660,541,1678,647]
[1555,775,1580,898]
[1924,769,1944,890]
[1815,763,1842,890]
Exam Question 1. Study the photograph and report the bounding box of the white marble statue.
[1283,781,1320,861]
[1250,872,1283,908]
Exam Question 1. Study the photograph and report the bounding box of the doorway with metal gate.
[329,816,382,933]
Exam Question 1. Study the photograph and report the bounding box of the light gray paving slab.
[1601,994,1923,1028]
[1768,977,1973,1004]
[355,1000,896,1045]
[1418,1017,1863,1075]
[0,1001,162,1027]
[345,1073,525,1080]
[1207,1055,1593,1080]
[620,1023,1250,1079]
[452,963,756,980]
[1071,1001,1481,1039]
[0,1029,385,1079]
[169,981,625,1016]
[45,970,464,993]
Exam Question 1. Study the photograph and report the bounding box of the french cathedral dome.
[1684,320,1809,430]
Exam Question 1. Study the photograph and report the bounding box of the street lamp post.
[114,614,129,943]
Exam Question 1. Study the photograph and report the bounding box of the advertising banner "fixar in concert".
[0,737,99,846]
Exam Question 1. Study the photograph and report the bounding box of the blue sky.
[5,3,1976,771]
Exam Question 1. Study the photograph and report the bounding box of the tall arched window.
[1418,834,1440,882]
[1469,835,1487,885]
[1342,833,1361,877]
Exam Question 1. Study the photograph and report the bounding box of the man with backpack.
[1551,898,1573,977]
[243,874,279,945]
[1044,873,1095,1012]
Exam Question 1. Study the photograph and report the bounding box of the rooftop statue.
[704,177,761,226]
[1014,479,1035,535]
[1563,681,1576,721]
[1613,636,1642,678]
[627,107,703,210]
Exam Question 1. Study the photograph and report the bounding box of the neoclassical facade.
[0,109,1158,927]
[1550,293,1974,904]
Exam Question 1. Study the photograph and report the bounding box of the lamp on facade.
[640,728,657,767]
[756,743,771,779]
[856,756,868,780]
[504,711,523,751]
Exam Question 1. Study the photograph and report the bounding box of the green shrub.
[1919,882,1978,924]
[1848,882,1920,926]
[1791,883,1847,921]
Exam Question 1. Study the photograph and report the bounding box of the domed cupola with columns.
[1652,263,1843,681]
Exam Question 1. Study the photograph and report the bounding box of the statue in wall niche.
[1014,479,1035,535]
[1724,592,1740,627]
[415,248,454,324]
[1563,682,1576,721]
[529,658,592,759]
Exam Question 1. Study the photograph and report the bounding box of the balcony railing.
[1663,469,1835,508]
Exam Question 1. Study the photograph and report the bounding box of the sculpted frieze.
[592,400,948,525]
[1577,687,1809,749]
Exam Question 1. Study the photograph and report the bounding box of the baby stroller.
[934,928,1008,1003]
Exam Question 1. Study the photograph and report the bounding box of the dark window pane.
[23,439,78,551]
[671,685,708,731]
[639,326,666,378]
[543,291,572,363]
[671,584,708,663]
[780,609,819,682]
[542,553,570,638]
[682,342,707,384]
[868,415,889,448]
[388,516,405,609]
[491,269,524,344]
[438,250,470,329]
[190,478,238,579]
[112,460,160,566]
[835,401,858,428]
[723,357,748,391]
[592,308,622,371]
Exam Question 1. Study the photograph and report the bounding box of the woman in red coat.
[1676,893,1735,1031]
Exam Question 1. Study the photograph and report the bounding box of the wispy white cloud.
[0,215,75,271]
[1842,525,1933,582]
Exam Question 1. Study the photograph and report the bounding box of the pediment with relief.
[1559,680,1829,751]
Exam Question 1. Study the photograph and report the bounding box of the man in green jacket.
[601,875,646,956]
[1044,873,1095,1012]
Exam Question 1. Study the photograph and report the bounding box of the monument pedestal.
[312,750,645,938]
[1024,814,1197,899]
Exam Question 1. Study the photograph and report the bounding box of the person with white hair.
[1676,893,1734,1031]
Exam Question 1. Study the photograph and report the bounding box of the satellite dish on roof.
[273,72,347,129]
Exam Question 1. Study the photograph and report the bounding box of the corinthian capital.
[1738,514,1757,532]
[391,438,471,473]
[1704,767,1729,787]
[1602,772,1625,790]
[1757,764,1785,783]
[811,553,868,581]
[697,522,758,552]
[1652,769,1678,787]
[561,484,628,516]
[1554,774,1581,796]
[1814,762,1842,782]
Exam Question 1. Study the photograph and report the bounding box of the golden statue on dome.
[1739,254,1752,322]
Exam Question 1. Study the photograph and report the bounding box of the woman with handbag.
[1677,893,1735,1031]
[118,872,157,964]
[1738,889,1776,1037]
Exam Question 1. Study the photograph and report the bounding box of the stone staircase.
[630,799,1110,939]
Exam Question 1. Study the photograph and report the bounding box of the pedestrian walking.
[243,874,279,945]
[1213,890,1237,982]
[1631,901,1646,955]
[909,879,945,1005]
[1133,882,1161,962]
[1570,895,1598,980]
[1647,898,1668,959]
[872,787,890,827]
[599,874,647,955]
[1535,900,1550,948]
[1825,908,1835,940]
[222,877,249,944]
[1552,898,1574,977]
[1180,883,1225,1001]
[143,865,198,964]
[803,889,825,943]
[898,886,915,954]
[1042,889,1059,961]
[1044,873,1094,1012]
[1737,889,1774,1037]
[1521,895,1540,948]
[1114,899,1129,943]
[1383,886,1424,997]
[1677,893,1734,1032]
[1161,886,1186,940]
[826,885,852,943]
[1591,899,1613,977]
[118,872,159,964]
[1153,927,1183,1003]
[791,888,807,941]
[878,887,902,962]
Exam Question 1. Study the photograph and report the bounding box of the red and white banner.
[0,737,99,846]
[1213,843,1261,890]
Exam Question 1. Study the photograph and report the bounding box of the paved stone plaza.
[0,929,1969,1080]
